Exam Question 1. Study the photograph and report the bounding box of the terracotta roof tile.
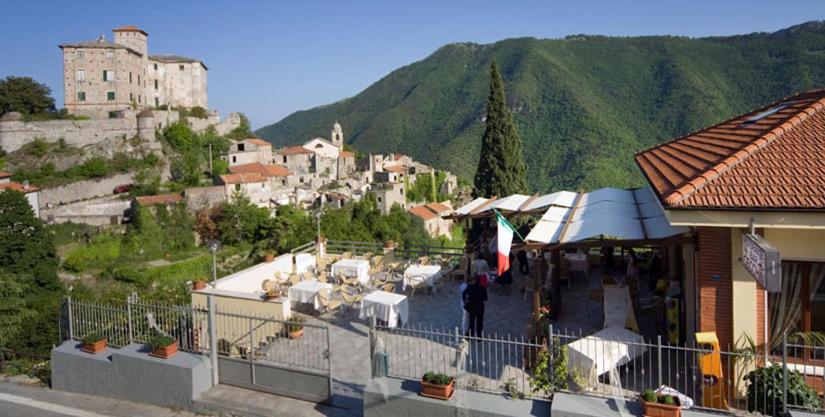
[409,205,438,221]
[636,89,825,210]
[339,150,354,158]
[112,25,148,36]
[425,202,451,213]
[135,193,182,206]
[384,165,406,173]
[0,182,38,193]
[278,146,314,155]
[243,138,271,147]
[0,171,11,178]
[229,162,291,177]
[220,173,267,184]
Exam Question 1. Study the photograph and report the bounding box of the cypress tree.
[473,59,528,198]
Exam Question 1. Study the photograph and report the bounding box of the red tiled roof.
[278,146,314,155]
[0,171,11,178]
[243,138,271,147]
[0,182,38,193]
[409,205,438,221]
[229,162,291,177]
[384,165,406,173]
[112,25,148,36]
[339,150,354,158]
[135,193,182,206]
[635,89,825,210]
[426,202,451,214]
[220,173,267,184]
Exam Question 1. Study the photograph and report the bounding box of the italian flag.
[496,212,517,276]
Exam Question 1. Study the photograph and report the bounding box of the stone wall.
[38,173,136,208]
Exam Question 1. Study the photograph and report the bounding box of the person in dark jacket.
[462,275,488,338]
[517,250,529,276]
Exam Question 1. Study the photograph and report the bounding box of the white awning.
[521,191,579,212]
[454,197,489,216]
[478,194,531,213]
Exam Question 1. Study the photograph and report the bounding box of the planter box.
[288,328,304,340]
[641,396,681,417]
[150,341,179,359]
[81,339,108,354]
[420,378,454,400]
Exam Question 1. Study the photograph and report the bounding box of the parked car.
[113,184,133,194]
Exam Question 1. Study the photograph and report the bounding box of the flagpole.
[493,209,525,242]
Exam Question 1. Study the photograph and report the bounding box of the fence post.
[126,293,134,344]
[207,295,219,386]
[548,324,554,389]
[454,326,461,390]
[782,332,788,414]
[66,296,74,340]
[326,326,333,402]
[657,335,663,388]
[249,317,255,385]
[369,316,377,377]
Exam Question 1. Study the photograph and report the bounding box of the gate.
[213,311,333,403]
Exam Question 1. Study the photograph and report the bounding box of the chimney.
[22,180,30,191]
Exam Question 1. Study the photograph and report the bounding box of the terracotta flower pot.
[641,396,681,417]
[150,341,179,359]
[265,291,280,301]
[419,378,454,400]
[193,280,207,290]
[264,254,275,263]
[288,328,304,340]
[81,339,108,354]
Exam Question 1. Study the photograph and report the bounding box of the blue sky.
[1,1,823,129]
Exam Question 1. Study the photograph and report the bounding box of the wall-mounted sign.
[741,233,781,292]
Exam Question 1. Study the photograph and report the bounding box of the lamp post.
[207,239,221,288]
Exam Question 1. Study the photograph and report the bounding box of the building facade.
[60,25,207,119]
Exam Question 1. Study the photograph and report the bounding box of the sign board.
[741,233,781,292]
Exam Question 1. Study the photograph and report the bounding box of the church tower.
[331,121,344,148]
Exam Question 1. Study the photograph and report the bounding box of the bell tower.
[331,121,344,148]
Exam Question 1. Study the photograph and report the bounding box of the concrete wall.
[363,377,550,417]
[41,198,130,225]
[51,341,213,409]
[218,357,330,403]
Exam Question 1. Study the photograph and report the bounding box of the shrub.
[78,156,107,178]
[285,316,305,333]
[423,372,452,385]
[63,233,121,272]
[149,335,176,350]
[640,388,657,402]
[530,338,569,395]
[745,364,822,416]
[28,138,49,157]
[660,395,675,405]
[189,106,208,119]
[81,332,105,344]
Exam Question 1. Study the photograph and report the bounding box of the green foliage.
[0,275,33,347]
[640,389,657,403]
[78,156,107,178]
[63,232,121,272]
[257,24,825,192]
[12,151,158,188]
[0,190,60,293]
[0,76,55,115]
[28,138,48,157]
[226,113,253,140]
[149,335,176,350]
[162,122,230,184]
[21,109,88,122]
[81,332,105,344]
[285,316,305,333]
[745,364,822,416]
[189,106,208,119]
[530,340,569,396]
[407,172,450,203]
[218,191,272,245]
[660,395,676,405]
[474,60,527,198]
[423,372,452,385]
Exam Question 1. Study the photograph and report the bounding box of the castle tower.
[112,25,148,56]
[331,121,344,148]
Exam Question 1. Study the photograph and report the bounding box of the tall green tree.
[0,190,60,292]
[0,76,55,115]
[473,60,527,198]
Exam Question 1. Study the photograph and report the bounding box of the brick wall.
[696,226,734,349]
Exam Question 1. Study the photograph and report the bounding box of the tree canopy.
[473,60,527,198]
[0,76,55,116]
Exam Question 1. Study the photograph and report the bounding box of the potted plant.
[80,332,108,354]
[262,250,275,263]
[193,279,207,290]
[640,389,681,417]
[265,288,281,300]
[285,317,305,340]
[420,372,455,400]
[148,335,178,359]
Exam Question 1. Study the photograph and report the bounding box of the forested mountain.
[257,22,825,192]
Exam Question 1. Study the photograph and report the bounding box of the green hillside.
[257,22,825,192]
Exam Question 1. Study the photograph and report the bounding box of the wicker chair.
[418,256,430,265]
[341,251,353,260]
[340,290,363,313]
[381,283,396,293]
[289,274,302,286]
[316,288,342,314]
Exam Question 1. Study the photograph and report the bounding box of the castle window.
[234,184,240,191]
[129,93,133,101]
[138,95,141,103]
[107,91,115,101]
[153,63,158,70]
[179,65,185,71]
[154,80,158,90]
[129,72,132,83]
[103,70,115,82]
[155,97,159,107]
[75,69,85,81]
[77,92,86,102]
[106,50,114,59]
[75,50,84,59]
[138,75,141,85]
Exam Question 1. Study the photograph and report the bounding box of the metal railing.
[324,239,465,259]
[547,326,825,416]
[370,321,546,399]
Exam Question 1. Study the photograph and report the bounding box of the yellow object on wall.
[695,332,728,409]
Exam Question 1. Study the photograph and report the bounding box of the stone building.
[371,182,406,215]
[226,138,273,167]
[408,202,453,239]
[60,25,207,119]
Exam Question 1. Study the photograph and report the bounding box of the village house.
[0,171,39,217]
[226,138,273,167]
[371,182,406,215]
[408,201,454,238]
[60,25,208,119]
[636,89,825,385]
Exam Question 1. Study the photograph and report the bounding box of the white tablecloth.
[565,252,589,273]
[402,264,442,290]
[603,285,639,332]
[295,253,316,273]
[331,259,371,284]
[567,326,647,388]
[288,280,332,310]
[359,291,409,328]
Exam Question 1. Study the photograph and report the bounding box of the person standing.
[463,275,488,338]
[458,279,469,335]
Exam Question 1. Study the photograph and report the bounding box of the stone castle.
[60,25,207,119]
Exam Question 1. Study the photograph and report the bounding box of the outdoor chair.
[453,256,469,282]
[363,252,374,261]
[371,255,384,268]
[381,283,396,293]
[289,274,302,286]
[341,275,361,288]
[274,271,285,282]
[317,271,329,284]
[418,256,430,265]
[316,288,342,315]
[340,290,363,314]
[602,276,619,286]
[302,271,314,281]
[341,251,353,260]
